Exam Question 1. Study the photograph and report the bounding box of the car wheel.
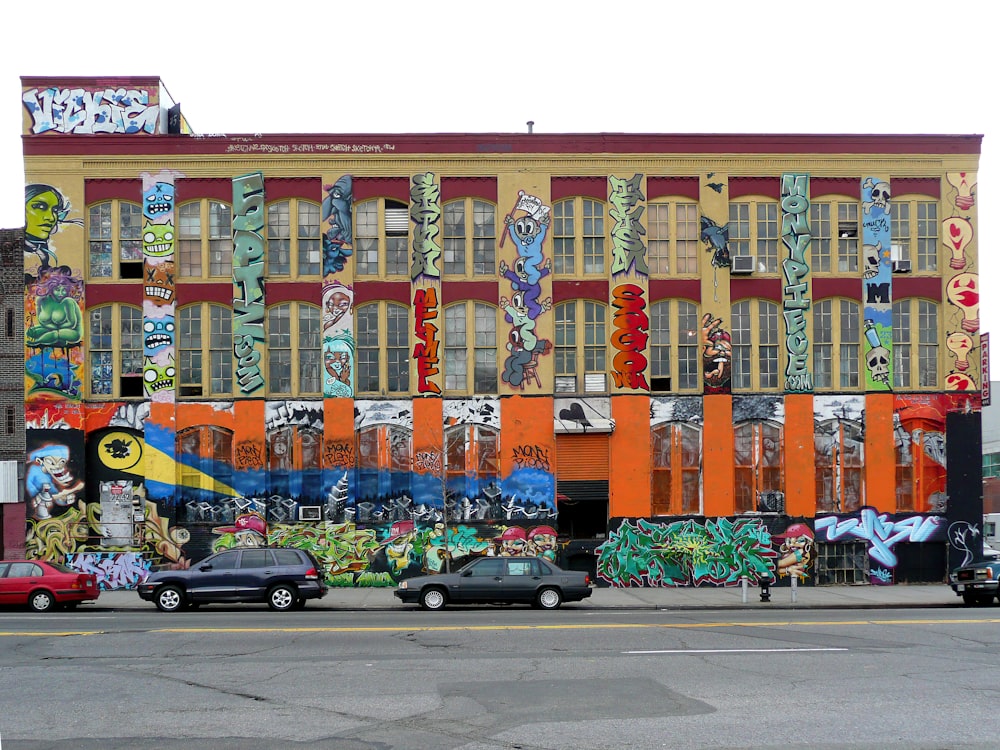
[268,585,297,612]
[29,590,55,612]
[536,587,563,610]
[155,585,185,612]
[419,587,447,611]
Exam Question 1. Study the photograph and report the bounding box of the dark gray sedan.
[394,556,592,610]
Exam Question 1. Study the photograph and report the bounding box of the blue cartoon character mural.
[322,175,353,275]
[26,443,85,520]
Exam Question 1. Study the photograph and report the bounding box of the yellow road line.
[0,631,104,637]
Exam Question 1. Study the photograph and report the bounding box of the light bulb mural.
[946,331,974,371]
[946,172,977,211]
[946,272,980,334]
[943,171,980,392]
[942,216,974,270]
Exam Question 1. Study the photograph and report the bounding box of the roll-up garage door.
[556,434,609,481]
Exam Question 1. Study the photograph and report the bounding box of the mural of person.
[26,268,84,349]
[26,443,84,520]
[24,184,80,274]
[528,525,558,562]
[774,523,815,580]
[498,526,528,556]
[213,511,268,548]
[322,175,353,275]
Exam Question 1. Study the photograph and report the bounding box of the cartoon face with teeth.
[143,182,174,221]
[144,315,175,357]
[143,221,175,257]
[143,357,176,394]
[144,260,175,306]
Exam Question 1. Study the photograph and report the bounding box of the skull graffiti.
[866,345,890,385]
[863,178,891,215]
[863,242,882,279]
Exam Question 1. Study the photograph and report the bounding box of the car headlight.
[398,581,408,590]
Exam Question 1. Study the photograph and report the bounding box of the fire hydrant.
[759,575,772,603]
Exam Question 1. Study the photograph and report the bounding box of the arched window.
[895,416,946,512]
[649,299,701,393]
[445,423,499,510]
[891,196,939,272]
[552,197,607,275]
[647,199,699,275]
[177,425,233,517]
[355,302,410,394]
[178,200,232,278]
[267,303,322,396]
[810,197,859,274]
[355,198,409,277]
[88,200,143,279]
[266,199,322,277]
[813,298,861,390]
[444,302,498,394]
[268,421,324,512]
[734,421,783,514]
[178,303,233,397]
[729,198,779,274]
[355,423,412,520]
[815,417,864,513]
[651,421,701,515]
[88,304,144,397]
[731,299,780,390]
[893,299,939,389]
[443,198,497,277]
[555,300,608,394]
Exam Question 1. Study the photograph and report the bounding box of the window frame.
[651,421,702,515]
[813,298,862,391]
[443,198,497,278]
[177,199,234,280]
[445,423,500,504]
[731,299,781,391]
[555,299,608,394]
[892,298,939,390]
[646,199,700,276]
[176,425,233,508]
[729,198,780,274]
[265,198,322,278]
[87,200,145,280]
[891,196,939,272]
[809,197,860,274]
[734,420,784,514]
[814,418,864,513]
[354,198,410,278]
[552,197,608,276]
[355,301,410,395]
[443,301,498,395]
[649,299,701,393]
[177,302,233,398]
[87,303,145,398]
[266,302,322,396]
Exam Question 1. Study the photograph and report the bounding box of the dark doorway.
[556,480,609,539]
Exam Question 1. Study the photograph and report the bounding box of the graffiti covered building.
[15,75,984,589]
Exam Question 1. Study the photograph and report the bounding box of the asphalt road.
[2,606,999,749]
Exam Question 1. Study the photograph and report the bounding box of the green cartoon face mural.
[142,221,174,256]
[143,357,176,394]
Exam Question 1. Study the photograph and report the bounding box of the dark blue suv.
[137,547,328,612]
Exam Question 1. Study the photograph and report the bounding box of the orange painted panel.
[176,402,234,432]
[500,395,554,477]
[323,398,355,469]
[865,393,895,512]
[233,400,265,474]
[703,395,734,516]
[412,398,444,474]
[783,394,816,517]
[609,395,650,517]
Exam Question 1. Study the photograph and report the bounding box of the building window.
[810,200,859,273]
[177,425,233,511]
[731,299,780,390]
[266,199,321,277]
[815,418,864,513]
[984,453,1000,480]
[444,302,497,394]
[443,199,496,276]
[88,304,144,397]
[178,303,232,397]
[355,199,409,277]
[445,423,499,506]
[649,299,700,392]
[178,200,232,279]
[651,421,701,515]
[355,302,410,394]
[895,418,944,512]
[355,424,411,510]
[813,299,861,390]
[553,198,606,275]
[268,423,323,511]
[647,200,699,275]
[88,201,144,279]
[892,299,938,389]
[734,421,783,514]
[555,300,607,393]
[729,200,779,273]
[267,303,322,396]
[892,198,938,272]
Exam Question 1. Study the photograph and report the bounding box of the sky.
[0,0,995,366]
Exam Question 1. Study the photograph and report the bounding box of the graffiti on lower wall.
[66,552,151,590]
[814,506,946,569]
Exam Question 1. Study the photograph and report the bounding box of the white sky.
[1,0,995,366]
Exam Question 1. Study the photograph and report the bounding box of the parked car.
[949,557,1000,605]
[137,547,328,612]
[0,559,100,612]
[395,556,593,610]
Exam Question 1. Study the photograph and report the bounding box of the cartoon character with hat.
[498,526,528,557]
[213,511,268,548]
[774,523,814,580]
[528,525,558,562]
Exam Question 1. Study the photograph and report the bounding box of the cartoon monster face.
[143,357,176,394]
[144,315,175,357]
[143,221,175,257]
[512,217,541,245]
[145,260,175,305]
[143,182,174,220]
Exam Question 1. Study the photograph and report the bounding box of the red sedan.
[0,560,100,612]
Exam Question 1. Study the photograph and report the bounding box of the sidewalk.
[92,583,963,611]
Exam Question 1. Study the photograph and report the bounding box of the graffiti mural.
[814,395,865,513]
[141,171,177,399]
[22,85,159,135]
[699,215,731,269]
[323,281,355,397]
[943,171,980,391]
[780,173,812,393]
[322,174,353,275]
[815,506,946,572]
[66,552,151,590]
[264,401,324,515]
[611,283,650,390]
[609,174,648,276]
[500,191,552,389]
[861,176,892,391]
[410,172,442,279]
[700,313,731,394]
[773,523,814,581]
[232,172,266,394]
[596,517,778,587]
[413,286,441,394]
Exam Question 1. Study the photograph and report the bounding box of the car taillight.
[305,567,318,580]
[585,574,591,586]
[73,574,93,590]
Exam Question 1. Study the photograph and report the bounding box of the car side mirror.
[461,569,473,577]
[199,564,213,571]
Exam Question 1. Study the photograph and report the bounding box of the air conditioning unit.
[892,259,912,273]
[298,506,322,522]
[731,255,755,274]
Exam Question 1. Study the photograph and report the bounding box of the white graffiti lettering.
[815,508,944,568]
[66,552,151,590]
[22,87,158,135]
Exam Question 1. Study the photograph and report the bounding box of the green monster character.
[27,273,83,349]
[142,221,175,256]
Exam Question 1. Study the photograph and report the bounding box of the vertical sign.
[781,173,812,393]
[861,176,892,391]
[982,332,991,406]
[232,172,266,395]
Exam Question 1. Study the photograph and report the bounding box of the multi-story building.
[15,75,984,589]
[1,226,26,556]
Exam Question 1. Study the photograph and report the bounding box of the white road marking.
[624,647,848,654]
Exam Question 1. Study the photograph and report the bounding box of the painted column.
[780,173,813,394]
[320,174,356,517]
[141,171,178,508]
[861,176,892,392]
[410,172,443,397]
[497,177,553,393]
[232,172,266,396]
[941,171,980,392]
